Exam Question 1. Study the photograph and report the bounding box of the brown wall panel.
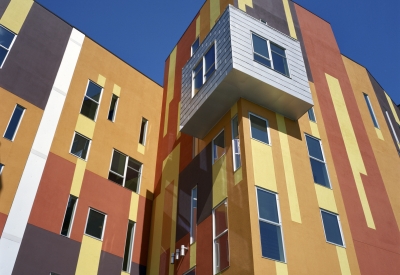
[196,216,213,275]
[0,212,6,236]
[132,195,152,266]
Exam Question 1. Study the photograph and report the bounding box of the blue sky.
[36,0,399,104]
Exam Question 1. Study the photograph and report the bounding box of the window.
[108,149,142,193]
[305,135,330,188]
[256,188,285,262]
[385,111,400,146]
[80,80,103,121]
[192,44,216,96]
[308,107,316,122]
[108,94,119,122]
[231,115,241,171]
[183,268,196,275]
[0,163,4,175]
[191,37,200,56]
[363,93,379,128]
[0,25,16,68]
[252,33,289,76]
[249,113,270,144]
[61,195,78,237]
[85,208,106,240]
[3,104,25,141]
[212,130,225,163]
[139,118,148,145]
[320,210,344,247]
[190,186,197,244]
[122,220,135,272]
[213,200,229,274]
[70,132,91,160]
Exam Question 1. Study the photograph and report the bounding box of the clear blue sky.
[36,0,400,104]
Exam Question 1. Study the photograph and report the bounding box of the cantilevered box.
[180,5,313,138]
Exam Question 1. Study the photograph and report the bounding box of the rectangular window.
[0,25,16,68]
[190,186,197,244]
[70,132,91,160]
[385,111,400,147]
[305,135,330,188]
[308,107,316,122]
[213,200,229,274]
[85,208,106,240]
[183,268,196,275]
[80,80,103,121]
[320,209,345,247]
[122,220,135,272]
[363,93,379,128]
[3,104,25,141]
[204,45,216,81]
[107,94,119,122]
[139,118,148,145]
[60,195,78,237]
[0,163,4,175]
[191,37,200,56]
[192,43,216,96]
[250,113,270,144]
[108,149,142,193]
[231,115,241,171]
[252,33,289,77]
[212,130,225,163]
[256,188,285,262]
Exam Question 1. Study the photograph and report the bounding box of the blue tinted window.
[310,159,330,187]
[85,81,102,102]
[272,51,289,76]
[0,163,4,175]
[71,133,90,160]
[191,37,200,55]
[204,45,215,74]
[306,135,324,161]
[321,211,343,246]
[257,189,279,223]
[252,34,269,58]
[254,54,271,67]
[250,114,269,144]
[4,105,25,141]
[0,25,15,49]
[308,108,316,122]
[270,43,286,57]
[259,221,285,261]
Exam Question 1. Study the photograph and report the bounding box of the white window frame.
[320,209,345,247]
[139,117,149,146]
[191,36,200,56]
[190,186,197,244]
[192,42,217,97]
[212,129,225,164]
[183,267,196,275]
[249,112,271,145]
[305,134,332,189]
[255,187,286,263]
[385,110,400,148]
[308,107,317,123]
[231,115,241,171]
[0,25,17,68]
[108,149,143,194]
[363,93,379,128]
[122,220,136,273]
[60,195,78,238]
[0,163,4,175]
[212,199,229,275]
[3,104,25,141]
[69,132,92,161]
[80,80,103,122]
[84,208,107,241]
[108,94,119,122]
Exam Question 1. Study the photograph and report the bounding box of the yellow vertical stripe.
[137,143,145,154]
[190,242,196,268]
[282,0,297,39]
[276,114,302,223]
[315,184,338,213]
[375,128,384,140]
[326,74,375,229]
[231,103,237,118]
[385,92,400,125]
[310,122,320,138]
[75,235,102,275]
[234,167,243,185]
[210,0,221,28]
[168,179,179,275]
[163,47,177,137]
[113,84,121,97]
[70,158,87,197]
[0,0,33,34]
[196,16,201,38]
[212,154,228,208]
[177,101,181,139]
[276,262,288,275]
[238,0,253,11]
[251,140,277,192]
[75,114,96,139]
[97,74,106,87]
[129,192,139,222]
[336,246,352,275]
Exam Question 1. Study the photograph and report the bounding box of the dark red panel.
[196,216,213,275]
[132,195,152,266]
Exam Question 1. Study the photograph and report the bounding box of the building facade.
[0,0,399,275]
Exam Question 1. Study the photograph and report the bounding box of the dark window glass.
[272,51,289,76]
[0,47,7,65]
[0,25,15,48]
[108,94,118,121]
[270,43,285,56]
[191,37,200,55]
[70,133,90,160]
[4,105,24,141]
[259,221,284,261]
[85,209,105,239]
[61,196,78,237]
[321,211,343,246]
[110,151,126,177]
[139,118,148,145]
[108,172,124,185]
[125,158,141,193]
[85,82,102,102]
[306,136,324,160]
[308,108,316,122]
[0,163,3,175]
[250,114,269,144]
[310,159,330,187]
[50,273,61,275]
[190,187,197,243]
[122,221,135,272]
[80,81,102,120]
[184,269,196,275]
[193,62,203,94]
[252,34,269,58]
[257,189,279,223]
[213,130,225,162]
[364,94,379,128]
[204,45,215,75]
[254,54,271,67]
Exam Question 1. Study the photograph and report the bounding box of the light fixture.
[170,253,175,264]
[175,249,180,260]
[180,245,189,256]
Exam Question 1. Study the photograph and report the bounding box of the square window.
[0,25,16,68]
[250,114,270,144]
[70,132,91,160]
[85,208,106,240]
[320,210,344,246]
[108,94,119,122]
[3,104,25,141]
[191,37,200,56]
[212,130,225,163]
[80,81,103,121]
[305,135,331,188]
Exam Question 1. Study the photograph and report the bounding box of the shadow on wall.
[0,141,2,193]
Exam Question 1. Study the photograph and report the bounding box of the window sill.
[84,233,103,242]
[69,153,87,162]
[261,255,286,264]
[314,182,332,190]
[251,137,271,147]
[325,240,345,248]
[215,265,230,274]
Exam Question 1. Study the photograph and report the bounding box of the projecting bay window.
[108,94,119,122]
[320,209,345,247]
[108,149,142,193]
[213,200,229,274]
[256,188,285,262]
[192,43,216,96]
[0,25,16,68]
[252,33,289,77]
[139,118,148,145]
[363,93,379,128]
[122,220,135,273]
[3,104,25,141]
[305,135,331,188]
[80,80,103,121]
[60,195,78,237]
[212,130,225,163]
[231,115,241,171]
[190,186,197,244]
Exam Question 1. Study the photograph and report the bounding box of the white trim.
[84,208,107,241]
[3,104,26,141]
[183,267,196,275]
[190,186,197,244]
[108,94,119,122]
[249,112,271,146]
[192,41,217,98]
[80,80,104,122]
[69,132,91,161]
[363,93,379,129]
[139,117,148,146]
[385,110,400,147]
[191,36,200,57]
[212,128,225,164]
[0,25,17,69]
[231,115,241,171]
[212,199,229,274]
[122,220,136,273]
[320,209,346,248]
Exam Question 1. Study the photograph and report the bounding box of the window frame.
[385,110,400,148]
[308,107,317,123]
[190,186,198,244]
[255,187,286,263]
[0,25,17,68]
[107,94,119,122]
[320,209,345,247]
[249,112,271,145]
[192,42,217,97]
[212,129,225,164]
[363,93,379,129]
[305,134,332,189]
[108,149,143,194]
[80,80,104,122]
[3,104,25,141]
[212,199,229,274]
[191,36,200,56]
[122,220,136,273]
[84,208,107,241]
[139,117,149,146]
[0,163,4,175]
[231,115,241,171]
[69,132,92,161]
[60,195,78,238]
